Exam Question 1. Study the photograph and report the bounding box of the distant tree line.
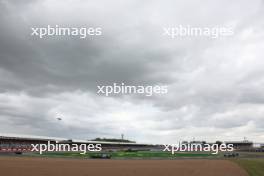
[91,138,135,143]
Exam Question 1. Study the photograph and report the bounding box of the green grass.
[233,159,264,176]
[110,151,213,158]
[34,151,215,159]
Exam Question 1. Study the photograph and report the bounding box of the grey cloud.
[0,0,264,143]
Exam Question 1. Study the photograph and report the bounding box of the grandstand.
[0,134,158,154]
[225,140,253,151]
[0,134,60,153]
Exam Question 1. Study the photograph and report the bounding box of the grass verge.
[233,159,264,176]
[32,151,215,159]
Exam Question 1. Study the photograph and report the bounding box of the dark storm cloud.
[0,0,177,96]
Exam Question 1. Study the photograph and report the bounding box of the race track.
[0,157,248,176]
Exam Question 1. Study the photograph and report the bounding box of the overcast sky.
[0,0,264,143]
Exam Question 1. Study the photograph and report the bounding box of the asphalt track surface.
[0,157,248,176]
